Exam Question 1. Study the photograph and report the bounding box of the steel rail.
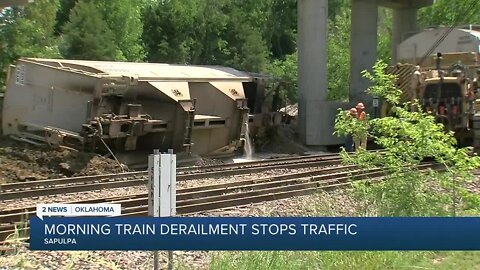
[2,150,387,193]
[0,164,361,222]
[0,155,347,200]
[0,153,344,190]
[0,162,440,247]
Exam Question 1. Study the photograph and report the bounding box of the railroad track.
[0,161,441,247]
[0,152,357,200]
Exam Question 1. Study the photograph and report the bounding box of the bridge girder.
[379,0,434,9]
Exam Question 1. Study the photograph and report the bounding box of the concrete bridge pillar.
[349,0,378,109]
[392,8,418,63]
[296,0,433,147]
[297,0,328,145]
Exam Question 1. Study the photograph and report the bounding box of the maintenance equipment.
[385,26,480,147]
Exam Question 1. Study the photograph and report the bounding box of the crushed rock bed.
[0,189,358,270]
[0,165,340,211]
[465,176,480,194]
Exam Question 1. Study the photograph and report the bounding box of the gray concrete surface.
[349,0,378,110]
[297,0,328,146]
[296,0,434,146]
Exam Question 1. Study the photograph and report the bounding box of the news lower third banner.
[30,217,480,251]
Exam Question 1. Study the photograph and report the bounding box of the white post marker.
[148,149,176,270]
[148,149,161,217]
[372,96,379,118]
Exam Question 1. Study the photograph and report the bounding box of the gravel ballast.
[0,165,342,211]
[0,189,357,270]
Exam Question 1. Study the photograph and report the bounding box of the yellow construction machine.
[386,51,480,147]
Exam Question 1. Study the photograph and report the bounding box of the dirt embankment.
[0,137,126,184]
[257,124,309,154]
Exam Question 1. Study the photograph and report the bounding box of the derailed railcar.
[1,58,260,166]
[189,81,248,157]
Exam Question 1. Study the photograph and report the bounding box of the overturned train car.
[2,58,268,166]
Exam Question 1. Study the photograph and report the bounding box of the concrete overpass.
[297,0,434,147]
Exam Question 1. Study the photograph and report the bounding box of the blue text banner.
[29,217,480,251]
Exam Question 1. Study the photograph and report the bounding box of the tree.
[266,51,297,103]
[0,8,19,90]
[418,0,480,27]
[328,0,350,21]
[377,7,392,64]
[264,0,296,59]
[327,10,351,101]
[95,0,145,61]
[236,31,269,72]
[219,1,271,72]
[54,0,77,35]
[14,0,61,58]
[142,0,270,72]
[0,0,60,90]
[60,0,120,60]
[142,0,210,63]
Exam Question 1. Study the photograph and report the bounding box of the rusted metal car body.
[2,58,267,166]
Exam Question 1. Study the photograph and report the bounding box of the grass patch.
[209,251,432,270]
[417,251,480,270]
[207,239,480,270]
[203,190,480,270]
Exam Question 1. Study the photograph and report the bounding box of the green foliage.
[227,26,269,73]
[360,61,399,104]
[328,0,350,21]
[60,0,120,60]
[142,0,273,71]
[333,108,369,143]
[95,0,145,61]
[56,0,145,61]
[326,6,392,101]
[54,0,77,35]
[327,10,351,101]
[267,11,357,104]
[334,60,480,216]
[207,250,430,270]
[377,7,392,64]
[0,8,18,91]
[14,0,61,58]
[265,51,297,103]
[266,7,353,102]
[142,0,229,64]
[0,0,60,90]
[264,0,296,59]
[418,0,480,27]
[421,251,480,269]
